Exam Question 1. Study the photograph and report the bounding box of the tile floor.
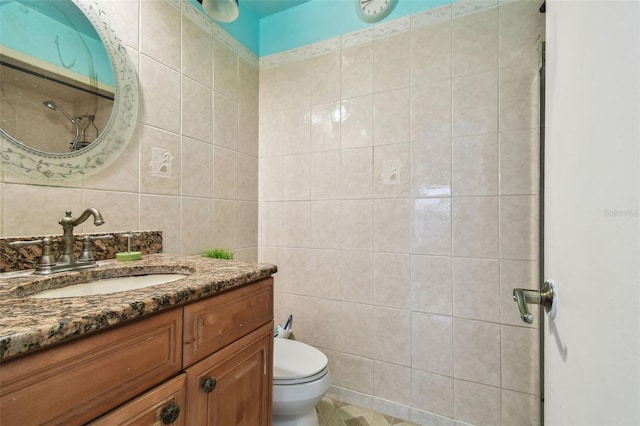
[316,397,420,426]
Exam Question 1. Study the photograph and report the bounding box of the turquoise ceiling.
[244,0,312,18]
[191,0,456,57]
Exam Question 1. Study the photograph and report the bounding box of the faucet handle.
[78,235,113,262]
[78,236,95,262]
[9,237,57,271]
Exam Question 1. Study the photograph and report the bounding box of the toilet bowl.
[272,338,331,426]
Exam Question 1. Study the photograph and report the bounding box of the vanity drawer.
[183,277,273,367]
[89,374,186,425]
[0,309,182,426]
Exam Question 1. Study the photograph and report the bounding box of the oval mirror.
[0,0,138,181]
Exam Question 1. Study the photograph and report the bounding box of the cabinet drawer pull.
[202,376,217,393]
[160,403,180,424]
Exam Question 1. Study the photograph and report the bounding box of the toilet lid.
[273,338,328,382]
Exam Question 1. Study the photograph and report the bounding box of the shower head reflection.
[43,100,83,151]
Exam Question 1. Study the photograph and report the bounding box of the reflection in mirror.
[0,0,138,181]
[1,0,115,153]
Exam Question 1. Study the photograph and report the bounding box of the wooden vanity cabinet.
[0,277,274,426]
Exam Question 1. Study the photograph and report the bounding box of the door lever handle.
[512,280,557,324]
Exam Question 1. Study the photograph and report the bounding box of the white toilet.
[272,338,331,426]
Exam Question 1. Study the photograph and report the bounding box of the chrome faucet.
[9,208,106,275]
[58,208,105,265]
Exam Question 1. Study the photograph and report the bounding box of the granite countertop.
[0,254,277,362]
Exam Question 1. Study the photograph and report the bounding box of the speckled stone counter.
[0,254,277,362]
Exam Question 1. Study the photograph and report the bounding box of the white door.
[543,0,640,424]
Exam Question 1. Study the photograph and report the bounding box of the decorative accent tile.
[381,160,403,184]
[150,147,175,177]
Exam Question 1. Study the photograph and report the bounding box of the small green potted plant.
[201,248,234,260]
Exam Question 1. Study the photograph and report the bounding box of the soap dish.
[116,251,142,261]
[117,232,141,261]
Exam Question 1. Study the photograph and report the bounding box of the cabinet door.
[185,322,273,426]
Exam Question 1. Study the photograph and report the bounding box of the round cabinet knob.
[202,376,217,393]
[161,403,180,424]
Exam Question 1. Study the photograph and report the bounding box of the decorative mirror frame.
[0,0,138,182]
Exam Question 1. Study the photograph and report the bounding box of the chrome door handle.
[512,280,557,324]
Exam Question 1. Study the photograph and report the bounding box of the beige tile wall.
[0,0,259,260]
[259,1,544,424]
[1,0,543,424]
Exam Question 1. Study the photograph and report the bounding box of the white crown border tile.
[259,53,284,69]
[181,0,213,34]
[167,0,181,12]
[312,37,341,57]
[374,16,411,40]
[411,4,452,30]
[341,27,374,49]
[238,44,259,67]
[213,25,239,53]
[178,0,260,64]
[452,0,498,18]
[282,45,313,63]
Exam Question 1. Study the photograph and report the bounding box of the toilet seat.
[273,338,328,385]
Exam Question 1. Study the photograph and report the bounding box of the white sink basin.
[32,274,187,298]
